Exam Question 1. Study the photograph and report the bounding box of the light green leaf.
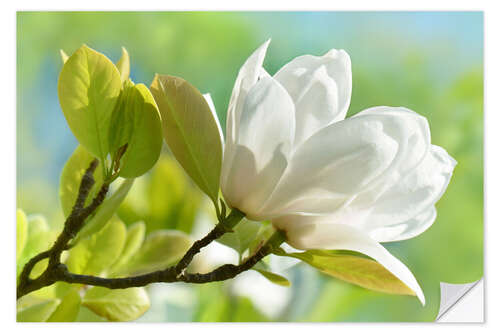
[109,82,163,178]
[116,47,130,82]
[109,221,146,275]
[60,49,69,64]
[29,258,48,279]
[59,145,104,217]
[47,288,81,322]
[217,219,262,256]
[17,215,57,279]
[150,74,223,203]
[82,287,150,322]
[66,217,126,276]
[275,249,416,297]
[147,155,202,233]
[75,306,107,322]
[74,178,134,243]
[58,44,121,162]
[117,230,191,275]
[254,269,291,287]
[108,80,135,155]
[17,298,61,322]
[16,209,28,260]
[248,222,275,255]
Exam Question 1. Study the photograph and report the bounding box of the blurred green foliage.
[17,12,483,322]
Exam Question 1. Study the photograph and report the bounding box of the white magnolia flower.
[216,40,456,305]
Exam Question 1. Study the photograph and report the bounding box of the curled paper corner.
[436,278,484,322]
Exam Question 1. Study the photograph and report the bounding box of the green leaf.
[116,47,130,82]
[108,80,135,155]
[74,178,134,242]
[108,82,163,178]
[75,306,107,322]
[217,219,261,255]
[254,269,291,287]
[58,44,121,162]
[150,74,223,203]
[82,287,150,322]
[147,155,202,233]
[17,215,57,279]
[276,249,416,297]
[117,230,191,275]
[109,221,146,275]
[47,288,81,322]
[66,217,126,276]
[29,258,48,279]
[17,299,61,322]
[59,49,69,64]
[16,209,28,260]
[59,145,104,217]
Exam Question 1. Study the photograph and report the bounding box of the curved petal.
[274,49,352,145]
[369,207,437,243]
[273,218,425,305]
[226,40,271,145]
[222,40,270,202]
[260,107,429,218]
[203,93,224,148]
[221,77,295,218]
[356,145,456,242]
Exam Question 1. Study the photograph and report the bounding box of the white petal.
[221,77,295,219]
[261,107,429,218]
[274,49,352,145]
[221,40,270,206]
[226,39,270,145]
[369,207,437,242]
[203,93,224,148]
[275,219,425,305]
[358,145,456,242]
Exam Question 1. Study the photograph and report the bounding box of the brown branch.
[16,157,282,300]
[50,230,285,289]
[175,208,244,276]
[17,159,109,299]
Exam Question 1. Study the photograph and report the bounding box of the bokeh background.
[17,11,483,322]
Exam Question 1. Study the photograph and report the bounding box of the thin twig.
[17,159,109,299]
[16,156,281,300]
[50,229,285,289]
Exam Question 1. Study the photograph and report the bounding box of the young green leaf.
[150,75,223,203]
[253,269,291,287]
[217,219,261,255]
[82,287,150,322]
[47,288,81,322]
[109,221,146,275]
[59,145,104,217]
[58,44,121,162]
[275,249,416,297]
[116,230,191,275]
[108,83,163,178]
[17,215,57,279]
[116,47,130,82]
[65,217,126,276]
[16,209,28,260]
[74,178,134,243]
[147,155,202,233]
[17,299,61,322]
